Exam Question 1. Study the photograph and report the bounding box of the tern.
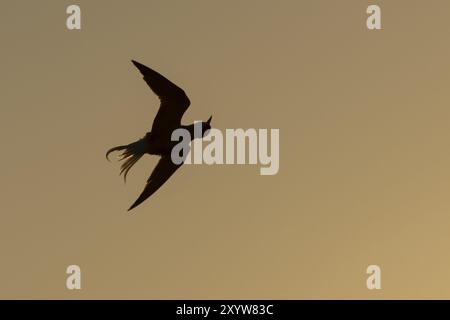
[106,60,212,211]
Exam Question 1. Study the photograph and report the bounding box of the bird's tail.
[106,138,147,182]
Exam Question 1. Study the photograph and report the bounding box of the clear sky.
[1,0,450,298]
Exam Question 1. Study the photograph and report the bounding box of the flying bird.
[106,60,212,211]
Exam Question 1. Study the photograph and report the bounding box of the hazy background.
[1,0,450,299]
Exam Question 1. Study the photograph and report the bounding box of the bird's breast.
[146,133,174,156]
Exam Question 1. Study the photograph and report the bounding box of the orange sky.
[1,0,450,299]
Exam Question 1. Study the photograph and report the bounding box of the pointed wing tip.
[128,195,143,211]
[131,59,146,71]
[127,202,140,212]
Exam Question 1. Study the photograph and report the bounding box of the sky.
[1,0,450,298]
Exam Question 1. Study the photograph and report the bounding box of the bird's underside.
[106,60,191,211]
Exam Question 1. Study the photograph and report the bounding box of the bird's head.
[202,115,212,137]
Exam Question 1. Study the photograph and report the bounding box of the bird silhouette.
[106,60,212,211]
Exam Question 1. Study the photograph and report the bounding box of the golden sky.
[1,0,450,299]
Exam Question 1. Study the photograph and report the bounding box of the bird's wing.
[131,60,190,135]
[128,156,182,211]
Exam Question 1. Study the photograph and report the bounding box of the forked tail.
[106,138,146,182]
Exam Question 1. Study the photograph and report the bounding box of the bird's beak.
[207,115,212,125]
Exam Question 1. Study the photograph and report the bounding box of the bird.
[106,60,212,211]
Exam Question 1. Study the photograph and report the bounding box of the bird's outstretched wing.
[131,60,190,135]
[128,156,182,211]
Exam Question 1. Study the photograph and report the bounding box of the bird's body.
[106,60,211,211]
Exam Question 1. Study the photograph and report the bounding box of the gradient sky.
[1,0,450,299]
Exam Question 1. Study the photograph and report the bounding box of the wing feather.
[127,156,182,211]
[131,60,190,135]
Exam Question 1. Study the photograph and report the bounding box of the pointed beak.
[207,116,212,125]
